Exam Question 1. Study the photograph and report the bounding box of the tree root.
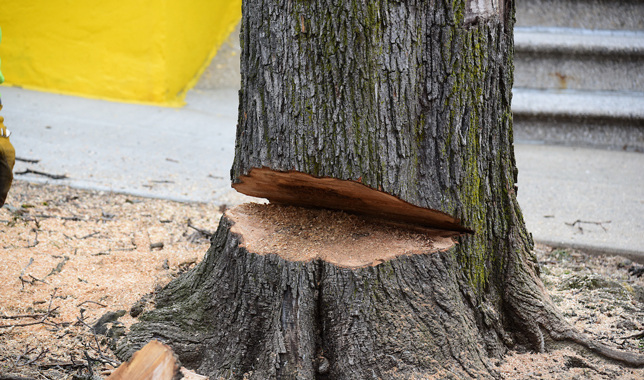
[504,227,644,368]
[552,325,644,367]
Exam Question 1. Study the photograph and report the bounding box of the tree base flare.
[115,204,501,379]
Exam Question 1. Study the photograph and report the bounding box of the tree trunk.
[114,0,644,378]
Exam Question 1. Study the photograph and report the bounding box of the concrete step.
[512,88,644,152]
[514,27,644,92]
[516,0,644,31]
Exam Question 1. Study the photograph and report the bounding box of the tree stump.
[117,203,506,379]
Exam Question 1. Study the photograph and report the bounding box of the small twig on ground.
[76,318,121,368]
[622,331,644,340]
[61,215,82,221]
[24,348,50,366]
[76,317,104,357]
[26,228,39,248]
[14,169,67,180]
[12,345,37,369]
[77,231,99,240]
[46,288,58,311]
[15,157,40,164]
[37,361,85,370]
[83,351,94,378]
[150,242,164,250]
[187,220,214,239]
[28,214,55,219]
[565,219,611,233]
[45,256,69,278]
[27,274,48,285]
[77,300,107,308]
[96,354,121,367]
[82,351,121,369]
[0,312,48,320]
[28,213,83,222]
[0,289,62,329]
[19,258,34,289]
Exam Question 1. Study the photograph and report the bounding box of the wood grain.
[107,340,178,380]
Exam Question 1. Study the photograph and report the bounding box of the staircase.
[513,0,644,152]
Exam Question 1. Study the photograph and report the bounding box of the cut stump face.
[228,203,457,268]
[233,168,473,235]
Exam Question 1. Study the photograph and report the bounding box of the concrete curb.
[536,239,644,265]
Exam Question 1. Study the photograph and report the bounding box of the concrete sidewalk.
[2,86,643,259]
[515,144,644,261]
[2,86,251,205]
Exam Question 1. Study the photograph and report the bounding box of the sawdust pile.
[1,181,223,379]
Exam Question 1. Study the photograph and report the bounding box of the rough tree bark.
[115,0,644,378]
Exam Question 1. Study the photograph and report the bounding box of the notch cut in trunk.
[232,167,473,235]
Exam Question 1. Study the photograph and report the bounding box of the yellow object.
[0,105,15,207]
[0,26,4,84]
[0,0,241,106]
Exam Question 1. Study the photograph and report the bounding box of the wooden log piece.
[107,340,179,380]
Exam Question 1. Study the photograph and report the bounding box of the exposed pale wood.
[233,168,473,234]
[465,0,504,24]
[107,340,178,380]
[228,203,457,268]
[180,367,209,380]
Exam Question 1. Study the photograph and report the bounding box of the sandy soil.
[1,181,222,379]
[1,180,644,379]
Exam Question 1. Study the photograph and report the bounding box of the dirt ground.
[1,180,644,379]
